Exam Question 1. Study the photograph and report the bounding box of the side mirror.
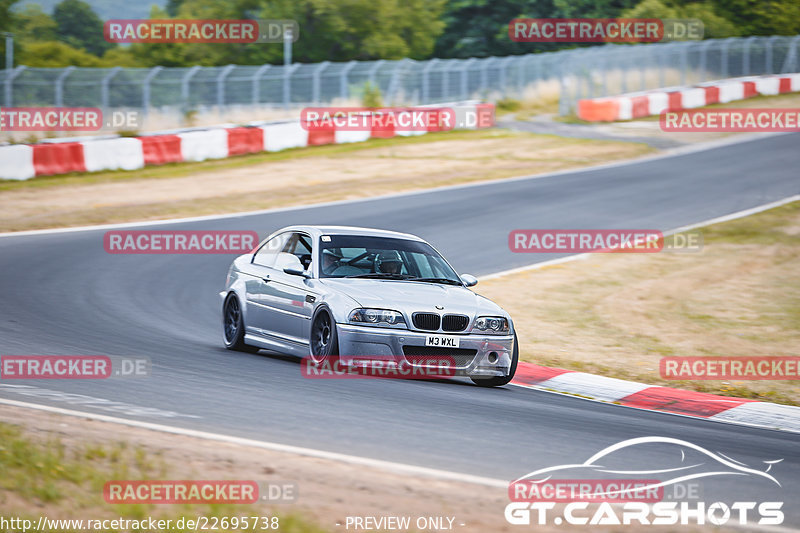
[460,274,478,287]
[275,252,310,278]
[284,266,310,278]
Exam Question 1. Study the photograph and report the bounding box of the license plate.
[425,335,460,348]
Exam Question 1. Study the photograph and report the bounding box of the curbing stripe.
[512,362,800,433]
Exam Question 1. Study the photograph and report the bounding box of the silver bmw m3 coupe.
[220,226,518,386]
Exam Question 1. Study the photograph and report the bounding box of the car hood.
[319,278,505,317]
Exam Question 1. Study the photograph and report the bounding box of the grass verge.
[0,421,329,533]
[476,201,800,405]
[0,129,653,232]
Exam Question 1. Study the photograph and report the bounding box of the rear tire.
[471,333,518,387]
[222,293,260,353]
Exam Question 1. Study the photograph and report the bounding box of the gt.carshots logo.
[505,437,784,526]
[104,230,258,254]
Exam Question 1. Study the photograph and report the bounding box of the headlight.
[348,308,407,328]
[472,316,510,334]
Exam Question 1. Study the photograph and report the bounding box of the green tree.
[129,0,446,67]
[53,0,112,56]
[14,4,59,42]
[17,40,105,66]
[710,0,800,36]
[623,0,739,39]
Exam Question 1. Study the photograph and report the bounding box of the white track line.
[482,194,800,280]
[0,132,789,239]
[0,397,506,488]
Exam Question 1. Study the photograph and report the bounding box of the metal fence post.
[720,38,734,78]
[385,58,411,104]
[217,64,235,108]
[557,58,569,116]
[461,58,476,100]
[101,66,121,108]
[283,63,300,108]
[500,56,515,97]
[55,66,75,107]
[421,58,438,102]
[340,60,357,100]
[766,36,780,74]
[181,65,200,107]
[779,35,800,73]
[742,36,756,75]
[679,44,688,86]
[4,65,25,107]
[480,57,492,93]
[142,66,163,114]
[251,64,270,105]
[312,61,330,104]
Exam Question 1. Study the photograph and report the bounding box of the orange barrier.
[577,99,620,122]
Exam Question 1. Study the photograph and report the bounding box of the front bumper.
[336,323,514,377]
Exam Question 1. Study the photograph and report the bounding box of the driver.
[376,250,404,275]
[321,249,342,275]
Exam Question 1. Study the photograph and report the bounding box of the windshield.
[318,235,461,284]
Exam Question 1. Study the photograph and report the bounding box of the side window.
[282,233,314,270]
[252,232,290,267]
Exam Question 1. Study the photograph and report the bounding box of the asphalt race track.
[1,133,799,524]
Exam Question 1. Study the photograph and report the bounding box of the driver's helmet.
[321,249,342,272]
[376,250,403,274]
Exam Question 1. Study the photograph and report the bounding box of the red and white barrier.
[261,121,308,152]
[83,138,145,172]
[0,102,495,180]
[0,145,35,180]
[578,73,800,122]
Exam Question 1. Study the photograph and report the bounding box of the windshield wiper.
[345,273,415,280]
[408,277,463,286]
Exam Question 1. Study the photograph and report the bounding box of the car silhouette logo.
[435,305,444,310]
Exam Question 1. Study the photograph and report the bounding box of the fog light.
[488,352,498,364]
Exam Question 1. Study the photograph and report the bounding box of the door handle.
[261,276,271,283]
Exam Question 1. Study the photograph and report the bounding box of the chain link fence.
[1,35,798,116]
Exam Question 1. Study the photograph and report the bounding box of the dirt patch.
[0,131,652,232]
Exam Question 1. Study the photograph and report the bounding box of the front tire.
[471,333,518,387]
[222,294,259,353]
[310,310,339,364]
